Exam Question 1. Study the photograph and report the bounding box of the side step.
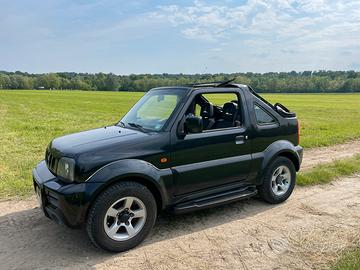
[172,186,257,214]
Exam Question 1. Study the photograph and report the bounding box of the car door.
[170,89,252,196]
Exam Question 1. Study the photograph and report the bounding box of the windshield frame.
[119,88,189,132]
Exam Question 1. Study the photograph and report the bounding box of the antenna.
[192,77,239,88]
[217,77,236,87]
[202,66,208,74]
[192,66,209,87]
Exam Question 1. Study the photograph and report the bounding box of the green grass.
[0,90,143,198]
[0,90,360,198]
[331,249,360,270]
[263,93,360,148]
[297,155,360,186]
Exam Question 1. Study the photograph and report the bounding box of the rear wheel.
[86,181,157,252]
[258,156,296,204]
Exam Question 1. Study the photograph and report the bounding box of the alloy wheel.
[103,196,147,241]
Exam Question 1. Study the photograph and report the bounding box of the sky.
[1,0,360,74]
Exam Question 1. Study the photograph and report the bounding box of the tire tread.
[258,156,296,204]
[86,181,156,252]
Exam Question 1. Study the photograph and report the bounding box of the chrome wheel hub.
[103,196,147,241]
[271,165,291,196]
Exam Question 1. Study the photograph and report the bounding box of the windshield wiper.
[127,122,147,132]
[118,121,126,127]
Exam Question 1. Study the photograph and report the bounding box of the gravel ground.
[301,139,360,170]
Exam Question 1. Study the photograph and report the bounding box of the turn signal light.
[297,121,301,145]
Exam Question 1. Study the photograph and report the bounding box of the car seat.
[214,102,238,129]
[200,102,215,130]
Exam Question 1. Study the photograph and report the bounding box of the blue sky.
[1,0,359,74]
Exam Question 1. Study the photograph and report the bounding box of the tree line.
[1,70,360,93]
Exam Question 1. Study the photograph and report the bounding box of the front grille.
[45,149,59,175]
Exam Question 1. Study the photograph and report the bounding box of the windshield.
[120,89,186,131]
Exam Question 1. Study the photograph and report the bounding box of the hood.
[45,125,167,181]
[50,125,145,156]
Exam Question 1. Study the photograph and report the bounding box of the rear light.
[297,121,301,145]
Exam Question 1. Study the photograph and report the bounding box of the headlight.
[56,157,75,182]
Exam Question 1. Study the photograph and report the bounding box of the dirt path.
[1,175,360,270]
[302,139,360,170]
[1,141,360,270]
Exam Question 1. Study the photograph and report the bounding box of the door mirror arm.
[177,116,186,139]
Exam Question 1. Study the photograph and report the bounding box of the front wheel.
[86,181,157,252]
[258,156,296,204]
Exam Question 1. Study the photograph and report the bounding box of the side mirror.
[184,115,203,134]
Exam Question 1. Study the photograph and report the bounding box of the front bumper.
[32,160,102,228]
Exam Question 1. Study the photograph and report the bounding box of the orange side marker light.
[160,157,168,163]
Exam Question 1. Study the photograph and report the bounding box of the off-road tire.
[258,156,296,204]
[86,181,157,252]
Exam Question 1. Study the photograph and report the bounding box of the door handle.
[235,135,248,144]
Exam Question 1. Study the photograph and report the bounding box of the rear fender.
[251,140,301,185]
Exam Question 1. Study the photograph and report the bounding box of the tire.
[258,156,296,204]
[86,181,157,252]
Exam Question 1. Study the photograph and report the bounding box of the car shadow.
[0,198,277,269]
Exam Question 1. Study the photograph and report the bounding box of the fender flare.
[86,159,172,209]
[255,140,301,184]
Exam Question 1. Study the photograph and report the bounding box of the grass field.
[1,90,360,198]
[332,248,360,270]
[297,155,360,186]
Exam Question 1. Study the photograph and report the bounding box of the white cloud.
[150,0,360,44]
[146,0,360,71]
[1,0,359,73]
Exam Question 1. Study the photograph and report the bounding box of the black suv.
[33,82,303,252]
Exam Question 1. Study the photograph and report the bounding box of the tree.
[104,73,120,91]
[37,73,61,89]
[0,70,360,92]
[0,74,10,89]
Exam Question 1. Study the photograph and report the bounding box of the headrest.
[223,102,238,120]
[200,102,214,118]
[223,102,238,113]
